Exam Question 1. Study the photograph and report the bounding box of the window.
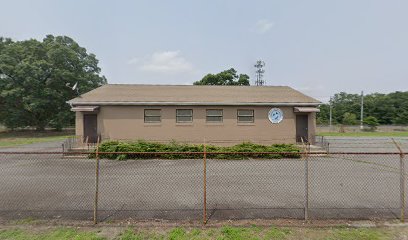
[237,109,254,123]
[144,109,161,123]
[206,109,223,122]
[176,109,193,123]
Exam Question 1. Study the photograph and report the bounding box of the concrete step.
[297,144,328,155]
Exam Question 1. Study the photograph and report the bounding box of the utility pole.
[329,96,333,129]
[360,91,364,130]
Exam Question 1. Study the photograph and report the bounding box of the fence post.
[392,138,405,222]
[301,138,310,221]
[327,142,330,154]
[93,137,100,224]
[203,139,207,224]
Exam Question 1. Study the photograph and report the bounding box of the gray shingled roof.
[68,84,320,106]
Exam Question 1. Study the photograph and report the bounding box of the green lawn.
[0,130,73,147]
[0,228,103,240]
[0,225,406,240]
[318,132,408,137]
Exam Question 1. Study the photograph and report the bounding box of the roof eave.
[67,101,321,106]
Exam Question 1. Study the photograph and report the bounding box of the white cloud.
[255,19,275,34]
[130,51,195,74]
[127,57,140,65]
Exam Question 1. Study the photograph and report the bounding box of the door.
[83,114,98,143]
[296,115,308,143]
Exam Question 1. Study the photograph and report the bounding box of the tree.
[316,104,330,125]
[363,116,379,130]
[0,35,107,130]
[193,68,250,86]
[342,112,357,125]
[317,91,408,126]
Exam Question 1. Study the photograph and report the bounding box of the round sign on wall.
[268,108,283,124]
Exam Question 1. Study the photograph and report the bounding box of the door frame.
[296,114,309,143]
[83,114,98,143]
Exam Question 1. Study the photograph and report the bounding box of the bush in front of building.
[95,140,301,160]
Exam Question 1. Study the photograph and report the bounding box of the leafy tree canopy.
[317,91,408,125]
[0,35,107,130]
[194,68,250,86]
[342,112,358,125]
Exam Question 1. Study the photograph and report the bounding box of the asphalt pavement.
[0,150,404,221]
[323,136,408,153]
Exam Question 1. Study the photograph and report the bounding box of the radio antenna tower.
[254,60,266,86]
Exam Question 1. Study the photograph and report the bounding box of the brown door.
[83,114,98,143]
[296,115,308,142]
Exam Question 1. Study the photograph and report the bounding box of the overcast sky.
[1,0,407,102]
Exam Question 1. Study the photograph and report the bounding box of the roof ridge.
[105,84,291,88]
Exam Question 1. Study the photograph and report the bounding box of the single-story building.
[67,84,320,145]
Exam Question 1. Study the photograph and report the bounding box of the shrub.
[363,116,379,131]
[342,112,358,125]
[96,140,300,160]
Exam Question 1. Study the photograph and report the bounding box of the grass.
[0,225,405,240]
[325,228,390,240]
[116,226,293,240]
[0,228,104,240]
[318,132,408,137]
[0,130,73,147]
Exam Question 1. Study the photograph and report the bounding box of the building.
[68,84,320,145]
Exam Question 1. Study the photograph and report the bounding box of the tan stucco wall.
[75,106,317,145]
[75,112,84,137]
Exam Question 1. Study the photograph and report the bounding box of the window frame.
[237,109,254,123]
[176,109,193,123]
[144,109,161,123]
[206,109,223,123]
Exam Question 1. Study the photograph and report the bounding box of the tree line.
[3,34,405,131]
[317,91,408,126]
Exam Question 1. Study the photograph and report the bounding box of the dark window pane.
[238,110,254,116]
[144,109,161,123]
[177,109,193,116]
[207,109,223,116]
[177,116,193,122]
[206,116,223,122]
[238,116,254,123]
[144,109,161,116]
[145,116,161,123]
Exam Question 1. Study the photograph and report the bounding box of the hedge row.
[95,140,301,160]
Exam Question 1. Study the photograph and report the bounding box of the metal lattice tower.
[254,60,266,86]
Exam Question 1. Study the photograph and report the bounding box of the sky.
[1,0,407,102]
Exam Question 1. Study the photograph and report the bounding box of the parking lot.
[0,143,405,222]
[323,136,408,153]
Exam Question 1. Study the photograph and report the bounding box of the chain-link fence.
[315,136,408,153]
[0,152,94,220]
[0,149,407,224]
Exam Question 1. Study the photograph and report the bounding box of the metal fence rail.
[0,149,407,224]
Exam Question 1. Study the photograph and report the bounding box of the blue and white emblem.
[268,108,283,124]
